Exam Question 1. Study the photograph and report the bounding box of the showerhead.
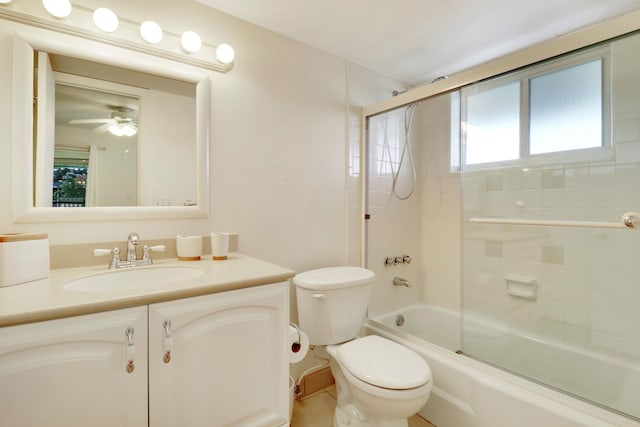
[392,90,407,97]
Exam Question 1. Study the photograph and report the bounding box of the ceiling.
[197,0,640,86]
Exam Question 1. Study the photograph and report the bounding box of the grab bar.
[468,212,640,230]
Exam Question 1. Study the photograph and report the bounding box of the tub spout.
[393,277,411,287]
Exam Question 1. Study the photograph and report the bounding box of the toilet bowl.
[327,335,431,427]
[294,267,432,427]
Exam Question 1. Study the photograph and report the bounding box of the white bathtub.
[365,303,640,427]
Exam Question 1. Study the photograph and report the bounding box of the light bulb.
[93,7,119,33]
[0,0,14,5]
[42,0,71,18]
[140,21,163,44]
[181,31,201,53]
[215,44,235,64]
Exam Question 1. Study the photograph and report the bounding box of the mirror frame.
[12,27,211,223]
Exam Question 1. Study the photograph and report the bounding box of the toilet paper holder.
[289,322,302,353]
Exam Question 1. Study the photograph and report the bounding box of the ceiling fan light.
[108,123,124,136]
[43,0,72,18]
[121,124,138,137]
[93,7,119,33]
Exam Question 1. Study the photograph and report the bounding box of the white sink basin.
[63,265,204,292]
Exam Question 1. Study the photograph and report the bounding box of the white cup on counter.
[176,235,203,261]
[211,232,230,260]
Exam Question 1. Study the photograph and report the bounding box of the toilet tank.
[294,267,375,345]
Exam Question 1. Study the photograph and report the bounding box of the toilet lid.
[336,335,430,390]
[294,267,375,290]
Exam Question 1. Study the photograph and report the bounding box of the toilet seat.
[335,335,431,390]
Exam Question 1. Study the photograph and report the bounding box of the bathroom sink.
[62,265,203,292]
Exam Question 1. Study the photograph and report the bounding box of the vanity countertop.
[0,253,295,327]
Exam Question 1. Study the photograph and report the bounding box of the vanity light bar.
[0,2,234,72]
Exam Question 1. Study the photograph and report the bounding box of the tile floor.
[291,385,436,426]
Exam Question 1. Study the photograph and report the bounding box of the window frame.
[459,45,612,171]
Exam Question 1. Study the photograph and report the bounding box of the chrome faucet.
[94,233,165,269]
[393,277,411,287]
[127,232,140,262]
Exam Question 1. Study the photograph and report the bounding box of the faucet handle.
[145,244,165,253]
[141,244,165,263]
[94,249,111,256]
[93,248,116,256]
[93,247,121,269]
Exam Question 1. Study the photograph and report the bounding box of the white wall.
[0,0,400,276]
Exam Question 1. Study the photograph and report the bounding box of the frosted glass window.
[456,51,608,170]
[465,81,520,165]
[529,59,602,154]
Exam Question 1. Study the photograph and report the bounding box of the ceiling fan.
[68,110,138,137]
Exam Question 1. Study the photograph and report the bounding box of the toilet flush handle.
[312,293,327,300]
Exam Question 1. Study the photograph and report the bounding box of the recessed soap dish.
[504,274,537,300]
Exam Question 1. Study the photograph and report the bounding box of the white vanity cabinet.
[148,281,290,427]
[0,306,149,427]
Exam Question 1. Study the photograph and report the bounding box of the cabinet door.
[0,306,148,427]
[149,282,289,427]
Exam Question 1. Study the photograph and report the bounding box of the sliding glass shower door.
[460,31,640,420]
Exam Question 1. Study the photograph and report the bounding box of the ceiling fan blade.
[69,118,113,125]
[92,123,112,134]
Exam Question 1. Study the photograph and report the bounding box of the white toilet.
[294,267,432,427]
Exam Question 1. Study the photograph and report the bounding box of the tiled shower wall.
[462,32,640,362]
[366,105,423,315]
[365,92,460,316]
[418,95,461,312]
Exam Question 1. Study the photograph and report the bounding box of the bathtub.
[365,303,640,427]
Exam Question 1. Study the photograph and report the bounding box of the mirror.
[37,52,197,208]
[13,28,211,222]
